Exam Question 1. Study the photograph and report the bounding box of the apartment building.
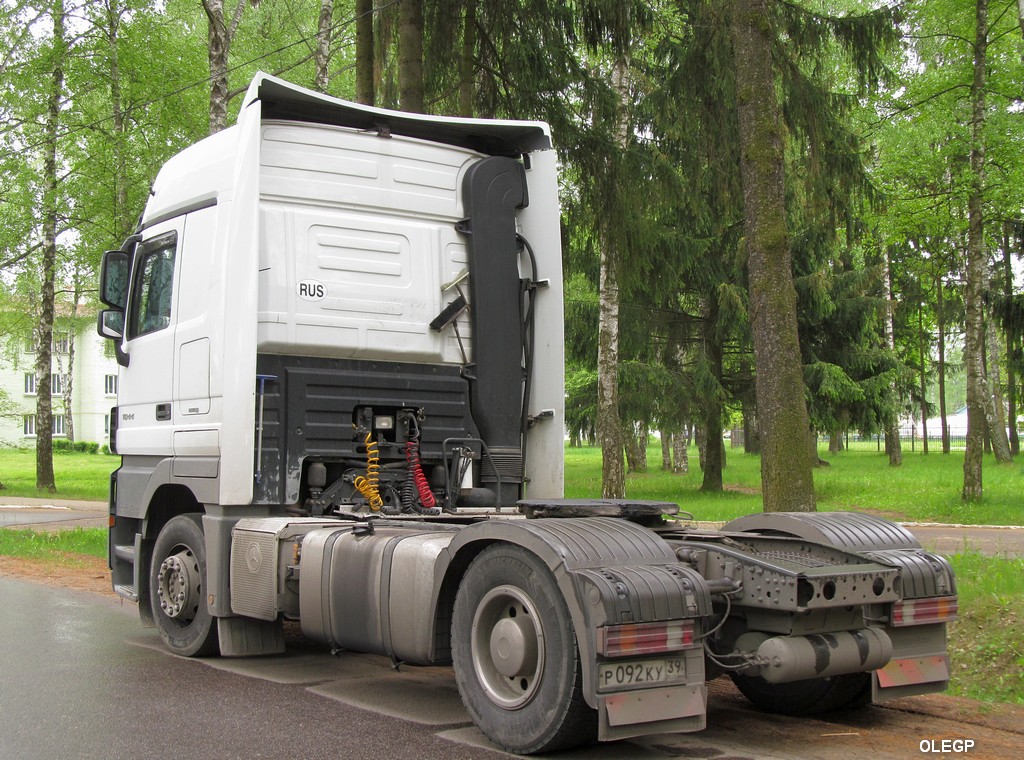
[0,324,119,448]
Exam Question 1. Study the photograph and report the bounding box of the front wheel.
[149,514,219,657]
[451,544,596,754]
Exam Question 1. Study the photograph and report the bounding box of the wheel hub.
[471,585,545,709]
[157,549,200,621]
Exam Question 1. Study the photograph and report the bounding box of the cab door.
[116,220,182,455]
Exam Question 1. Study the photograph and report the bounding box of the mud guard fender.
[428,517,711,707]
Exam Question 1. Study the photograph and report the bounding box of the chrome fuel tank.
[299,524,455,663]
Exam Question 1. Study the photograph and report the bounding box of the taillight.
[892,596,958,627]
[596,619,696,657]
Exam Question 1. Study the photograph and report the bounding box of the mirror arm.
[114,342,130,368]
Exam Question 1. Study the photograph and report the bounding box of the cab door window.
[128,233,177,339]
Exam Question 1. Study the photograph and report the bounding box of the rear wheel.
[149,514,218,657]
[451,544,596,754]
[730,671,871,716]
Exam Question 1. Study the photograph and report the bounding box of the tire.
[730,671,871,716]
[451,544,596,754]
[149,514,219,657]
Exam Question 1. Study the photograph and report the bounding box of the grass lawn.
[565,444,1024,526]
[0,526,106,562]
[0,448,115,502]
[1,443,1022,526]
[946,552,1024,704]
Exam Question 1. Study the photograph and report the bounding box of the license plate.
[597,657,687,692]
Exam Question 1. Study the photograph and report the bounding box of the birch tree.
[962,0,989,501]
[34,0,68,491]
[203,0,254,133]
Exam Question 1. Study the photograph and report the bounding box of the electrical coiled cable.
[406,438,436,509]
[353,432,383,511]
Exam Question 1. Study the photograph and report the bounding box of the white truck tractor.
[97,74,957,754]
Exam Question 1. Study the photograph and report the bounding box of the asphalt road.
[2,576,1021,760]
[0,577,497,760]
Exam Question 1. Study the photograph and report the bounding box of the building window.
[22,373,64,395]
[21,414,66,437]
[53,332,71,354]
[104,414,110,436]
[105,374,118,395]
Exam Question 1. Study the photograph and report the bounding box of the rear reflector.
[892,596,958,627]
[597,619,696,657]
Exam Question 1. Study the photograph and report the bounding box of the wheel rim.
[470,584,545,709]
[156,546,201,623]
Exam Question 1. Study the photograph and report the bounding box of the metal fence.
[729,427,981,452]
[856,428,967,452]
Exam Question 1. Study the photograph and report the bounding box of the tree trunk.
[106,0,131,240]
[661,431,672,471]
[203,0,246,134]
[1018,0,1024,58]
[60,341,74,443]
[883,248,903,465]
[963,0,988,502]
[809,429,823,467]
[937,273,950,454]
[356,0,375,105]
[985,312,1013,462]
[1004,224,1019,456]
[459,0,476,116]
[398,0,425,112]
[742,398,760,454]
[700,297,724,491]
[204,0,228,133]
[36,0,65,492]
[918,295,929,454]
[315,0,334,92]
[672,426,690,474]
[729,0,815,512]
[596,57,630,499]
[625,422,648,473]
[596,218,625,494]
[374,0,397,107]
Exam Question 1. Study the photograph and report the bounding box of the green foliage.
[1,0,1020,507]
[51,440,101,454]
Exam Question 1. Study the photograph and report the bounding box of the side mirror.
[100,250,130,309]
[97,310,130,367]
[97,309,124,340]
